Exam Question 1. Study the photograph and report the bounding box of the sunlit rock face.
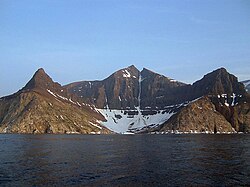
[159,97,235,133]
[0,69,111,134]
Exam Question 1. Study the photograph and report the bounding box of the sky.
[0,0,250,97]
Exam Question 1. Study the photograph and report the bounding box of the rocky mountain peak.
[205,67,229,80]
[110,65,140,80]
[127,65,138,71]
[22,68,62,93]
[192,67,246,96]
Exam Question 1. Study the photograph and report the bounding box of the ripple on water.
[0,134,249,186]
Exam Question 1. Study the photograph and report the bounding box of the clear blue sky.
[1,0,250,96]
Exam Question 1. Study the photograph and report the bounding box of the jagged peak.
[201,67,234,81]
[108,65,140,80]
[35,68,46,75]
[210,67,228,75]
[22,68,59,91]
[127,65,138,71]
[123,65,140,74]
[192,67,246,96]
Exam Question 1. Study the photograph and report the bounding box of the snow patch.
[89,122,103,130]
[47,89,57,98]
[97,108,173,133]
[231,93,236,106]
[122,69,131,78]
[170,79,177,82]
[66,131,80,134]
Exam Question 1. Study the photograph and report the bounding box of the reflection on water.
[0,134,249,186]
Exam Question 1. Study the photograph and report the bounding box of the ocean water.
[0,134,249,186]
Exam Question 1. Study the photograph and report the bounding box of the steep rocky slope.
[158,96,250,133]
[65,65,186,110]
[0,69,110,134]
[189,68,246,100]
[159,97,235,133]
[140,68,187,108]
[65,65,140,109]
[158,68,250,133]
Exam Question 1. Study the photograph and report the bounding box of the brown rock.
[160,97,235,133]
[0,69,111,134]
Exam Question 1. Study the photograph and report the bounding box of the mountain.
[65,65,140,109]
[64,65,189,133]
[157,68,250,133]
[65,66,249,133]
[1,66,249,134]
[65,65,187,110]
[242,80,250,93]
[65,66,247,110]
[190,68,246,98]
[0,68,110,134]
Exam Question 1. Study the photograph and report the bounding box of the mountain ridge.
[0,65,249,134]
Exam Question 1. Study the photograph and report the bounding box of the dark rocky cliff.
[189,68,246,99]
[65,65,140,109]
[65,65,187,109]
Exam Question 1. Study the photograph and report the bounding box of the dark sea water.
[0,134,249,186]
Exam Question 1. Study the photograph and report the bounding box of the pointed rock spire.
[22,68,60,91]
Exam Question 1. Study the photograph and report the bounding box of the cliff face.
[0,69,110,134]
[65,65,140,109]
[210,96,250,133]
[189,68,246,100]
[140,68,187,108]
[65,65,187,109]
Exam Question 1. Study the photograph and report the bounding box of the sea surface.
[0,134,249,186]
